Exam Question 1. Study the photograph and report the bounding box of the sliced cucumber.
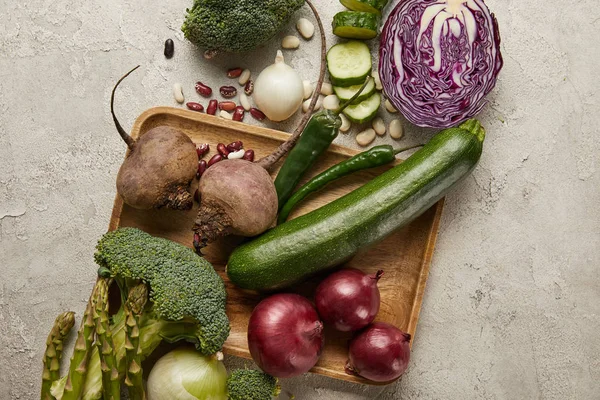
[334,79,376,104]
[327,41,372,87]
[340,0,388,14]
[343,92,381,123]
[332,12,379,40]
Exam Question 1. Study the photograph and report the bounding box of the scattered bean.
[339,113,351,133]
[372,117,386,136]
[250,108,266,121]
[323,95,340,110]
[195,81,212,97]
[384,99,398,113]
[220,85,237,98]
[320,82,333,96]
[207,99,218,115]
[239,93,251,111]
[219,110,233,119]
[389,119,404,139]
[219,101,236,111]
[217,143,230,158]
[356,128,376,147]
[228,149,245,159]
[242,149,255,162]
[372,71,383,91]
[207,154,223,167]
[172,83,184,103]
[238,69,251,86]
[227,67,243,78]
[186,102,204,112]
[282,35,300,49]
[164,39,174,59]
[302,80,313,100]
[244,80,254,95]
[226,141,243,152]
[196,143,210,158]
[233,106,245,122]
[296,18,315,39]
[197,160,207,177]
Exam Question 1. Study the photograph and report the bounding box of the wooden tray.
[108,107,444,385]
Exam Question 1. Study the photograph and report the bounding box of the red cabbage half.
[379,0,503,128]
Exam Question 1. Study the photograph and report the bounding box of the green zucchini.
[227,120,486,291]
[332,11,379,40]
[327,41,372,87]
[340,0,388,14]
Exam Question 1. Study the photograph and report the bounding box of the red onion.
[345,322,411,382]
[315,268,382,332]
[247,293,324,378]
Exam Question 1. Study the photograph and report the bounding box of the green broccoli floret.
[94,227,230,355]
[227,369,280,400]
[182,0,305,53]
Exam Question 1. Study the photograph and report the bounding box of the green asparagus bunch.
[41,311,76,400]
[123,284,148,400]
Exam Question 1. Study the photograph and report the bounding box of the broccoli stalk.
[41,311,76,400]
[123,283,148,400]
[226,369,281,400]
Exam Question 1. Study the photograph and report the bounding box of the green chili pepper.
[274,79,372,208]
[277,144,423,224]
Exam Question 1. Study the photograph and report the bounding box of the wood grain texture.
[108,107,444,385]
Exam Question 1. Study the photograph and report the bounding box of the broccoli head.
[182,0,305,53]
[94,227,230,355]
[227,369,280,400]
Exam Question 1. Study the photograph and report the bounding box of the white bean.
[372,117,386,136]
[322,95,339,110]
[296,18,315,39]
[302,80,313,100]
[320,82,333,96]
[372,71,383,91]
[219,110,233,120]
[302,96,323,112]
[239,93,252,111]
[172,83,184,103]
[356,128,376,147]
[339,113,351,133]
[384,99,398,113]
[228,149,245,159]
[282,36,300,49]
[389,119,404,139]
[238,69,251,86]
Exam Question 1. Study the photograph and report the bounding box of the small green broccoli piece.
[227,369,280,400]
[182,0,304,53]
[94,227,230,355]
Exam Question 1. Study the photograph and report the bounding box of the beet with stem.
[111,66,198,210]
[192,0,326,251]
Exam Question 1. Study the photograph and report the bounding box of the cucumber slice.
[334,79,376,104]
[332,12,379,40]
[327,41,372,87]
[343,92,381,123]
[339,0,388,14]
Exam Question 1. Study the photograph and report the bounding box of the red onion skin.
[345,322,411,382]
[315,268,382,332]
[248,293,324,378]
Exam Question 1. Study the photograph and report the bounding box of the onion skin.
[379,0,503,128]
[345,322,411,382]
[315,268,382,332]
[247,293,324,378]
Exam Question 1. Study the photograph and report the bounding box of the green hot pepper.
[278,144,423,224]
[274,79,372,207]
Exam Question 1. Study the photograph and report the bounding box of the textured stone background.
[1,0,599,399]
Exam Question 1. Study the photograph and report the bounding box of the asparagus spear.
[123,283,148,400]
[94,279,121,400]
[41,311,76,400]
[62,281,100,400]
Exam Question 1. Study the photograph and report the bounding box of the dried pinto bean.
[186,102,204,112]
[197,160,207,177]
[233,106,245,122]
[207,154,223,167]
[196,144,210,158]
[227,67,243,78]
[195,81,212,97]
[249,108,266,121]
[242,149,255,162]
[207,99,218,115]
[220,85,237,98]
[244,80,254,95]
[219,101,236,111]
[217,143,230,158]
[226,141,243,152]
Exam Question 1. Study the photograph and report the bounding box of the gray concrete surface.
[1,0,598,399]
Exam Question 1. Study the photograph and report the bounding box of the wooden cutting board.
[108,107,444,385]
